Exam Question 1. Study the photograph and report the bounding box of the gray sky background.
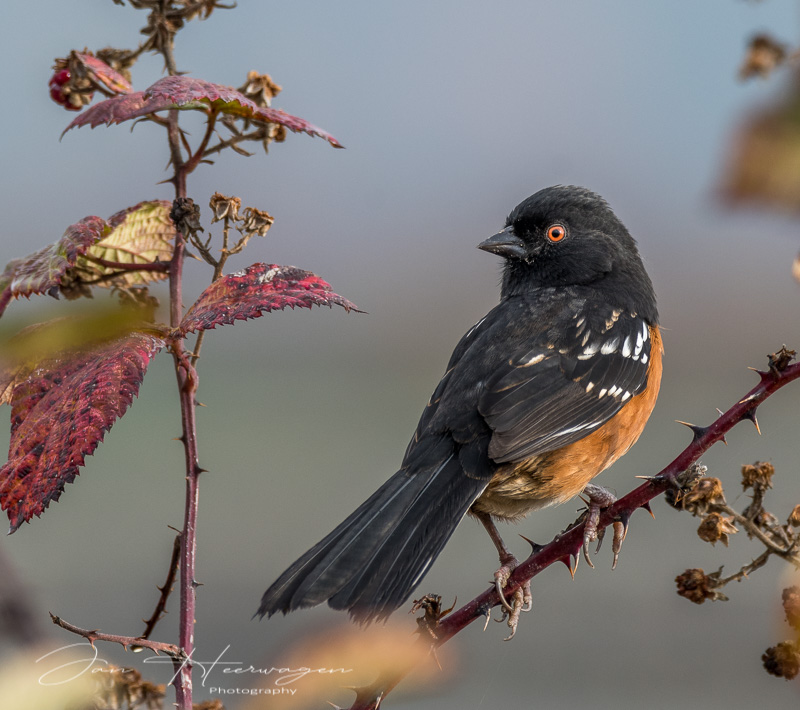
[1,2,800,709]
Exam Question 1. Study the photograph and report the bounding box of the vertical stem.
[169,210,201,710]
[161,24,198,710]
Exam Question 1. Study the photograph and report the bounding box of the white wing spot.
[585,381,595,393]
[520,352,545,367]
[621,391,632,402]
[641,352,648,364]
[598,388,608,398]
[601,338,619,355]
[558,421,603,436]
[578,342,600,360]
[622,336,633,358]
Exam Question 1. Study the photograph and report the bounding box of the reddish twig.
[81,253,171,273]
[346,348,800,710]
[160,29,200,710]
[138,534,181,642]
[184,111,218,174]
[50,613,184,657]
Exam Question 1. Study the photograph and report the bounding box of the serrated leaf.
[75,53,133,95]
[179,263,359,335]
[0,202,174,316]
[64,75,343,148]
[0,330,165,532]
[73,200,175,287]
[0,216,109,312]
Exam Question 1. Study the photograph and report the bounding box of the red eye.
[546,224,566,242]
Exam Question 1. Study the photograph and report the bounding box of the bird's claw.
[581,484,625,568]
[492,555,532,640]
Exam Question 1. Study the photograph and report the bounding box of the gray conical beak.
[477,226,526,259]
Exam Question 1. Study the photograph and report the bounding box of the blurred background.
[1,0,799,708]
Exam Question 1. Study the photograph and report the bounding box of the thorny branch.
[50,613,185,658]
[344,347,800,710]
[138,534,182,643]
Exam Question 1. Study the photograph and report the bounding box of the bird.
[257,185,662,637]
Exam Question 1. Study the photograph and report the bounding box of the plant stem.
[161,23,201,710]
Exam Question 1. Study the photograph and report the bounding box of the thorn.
[519,534,543,554]
[748,366,772,384]
[562,554,578,579]
[720,433,727,446]
[675,420,708,442]
[641,501,655,519]
[743,409,762,435]
[617,512,631,538]
[716,408,724,417]
[483,608,491,631]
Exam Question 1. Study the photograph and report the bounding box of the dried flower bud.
[697,512,737,546]
[768,346,796,373]
[170,197,203,237]
[741,461,775,491]
[762,641,800,680]
[678,477,725,516]
[789,504,800,528]
[209,193,241,223]
[238,70,282,107]
[675,568,728,604]
[89,665,167,708]
[753,510,780,529]
[240,207,274,237]
[263,122,287,152]
[194,700,226,710]
[740,34,788,81]
[783,586,800,632]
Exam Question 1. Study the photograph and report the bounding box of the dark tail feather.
[256,452,488,622]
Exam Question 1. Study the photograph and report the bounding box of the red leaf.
[74,53,133,95]
[0,216,109,311]
[0,331,165,532]
[179,263,359,335]
[64,75,343,147]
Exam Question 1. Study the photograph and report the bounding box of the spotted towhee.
[258,185,661,633]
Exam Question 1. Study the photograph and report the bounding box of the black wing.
[479,307,654,463]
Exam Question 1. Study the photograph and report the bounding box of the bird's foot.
[493,553,532,641]
[580,483,626,569]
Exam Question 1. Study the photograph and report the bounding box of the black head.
[478,185,657,323]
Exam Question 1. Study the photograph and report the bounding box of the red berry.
[50,68,71,87]
[48,68,83,111]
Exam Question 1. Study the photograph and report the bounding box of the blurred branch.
[345,346,800,710]
[0,542,47,648]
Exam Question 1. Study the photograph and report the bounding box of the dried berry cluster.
[670,462,800,681]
